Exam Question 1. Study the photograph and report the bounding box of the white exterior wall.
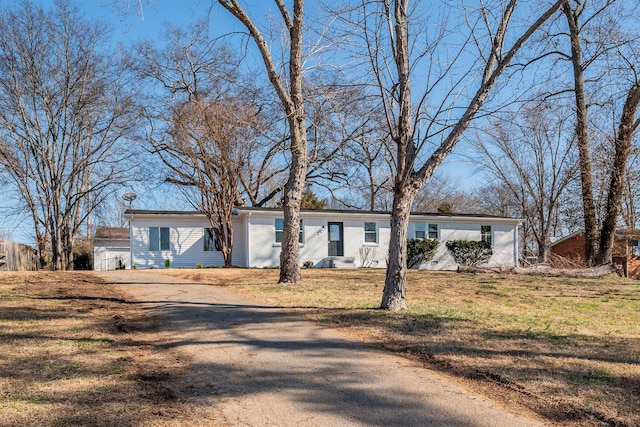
[93,239,130,271]
[487,223,518,267]
[245,212,391,268]
[342,218,390,268]
[409,219,519,270]
[126,209,520,270]
[130,215,246,268]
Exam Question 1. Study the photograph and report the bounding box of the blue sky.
[2,0,483,244]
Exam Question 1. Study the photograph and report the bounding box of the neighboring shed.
[549,230,640,278]
[0,240,38,271]
[93,226,130,271]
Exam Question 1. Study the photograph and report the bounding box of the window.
[149,227,170,251]
[428,223,438,239]
[204,228,220,252]
[364,222,377,243]
[275,218,284,243]
[275,219,304,243]
[481,225,492,245]
[633,240,640,257]
[415,223,437,239]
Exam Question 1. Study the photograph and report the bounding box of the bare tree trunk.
[279,120,307,282]
[225,222,234,267]
[563,1,599,265]
[218,0,308,284]
[598,82,640,264]
[279,0,307,283]
[381,186,416,310]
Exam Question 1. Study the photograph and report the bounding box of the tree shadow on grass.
[85,273,639,426]
[320,310,640,427]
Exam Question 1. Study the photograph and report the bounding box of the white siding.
[130,216,246,268]
[246,214,279,267]
[487,223,517,267]
[127,209,520,271]
[345,218,389,268]
[245,213,391,268]
[93,239,130,271]
[411,220,519,270]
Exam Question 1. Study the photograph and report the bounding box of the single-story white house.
[122,208,522,270]
[93,226,130,271]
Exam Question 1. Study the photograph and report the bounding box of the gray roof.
[123,207,521,221]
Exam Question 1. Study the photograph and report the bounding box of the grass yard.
[1,269,638,426]
[0,271,224,426]
[162,268,640,427]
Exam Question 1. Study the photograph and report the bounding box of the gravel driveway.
[98,271,543,427]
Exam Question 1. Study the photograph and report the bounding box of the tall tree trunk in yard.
[382,187,417,310]
[381,0,413,310]
[280,113,307,283]
[563,1,599,266]
[377,0,564,310]
[218,0,307,284]
[598,82,640,264]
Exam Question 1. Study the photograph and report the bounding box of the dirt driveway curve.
[98,271,543,427]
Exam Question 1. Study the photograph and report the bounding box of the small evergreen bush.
[445,240,492,266]
[407,238,439,268]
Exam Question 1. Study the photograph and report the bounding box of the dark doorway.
[328,222,344,256]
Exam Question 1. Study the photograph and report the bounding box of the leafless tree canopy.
[217,0,309,284]
[469,101,578,262]
[330,0,565,310]
[131,21,270,266]
[527,0,640,265]
[0,1,138,269]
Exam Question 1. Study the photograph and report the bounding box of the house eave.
[123,207,522,224]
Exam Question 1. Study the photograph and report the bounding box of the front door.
[328,222,344,256]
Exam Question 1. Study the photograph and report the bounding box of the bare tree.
[470,101,578,262]
[132,20,284,266]
[598,81,640,263]
[561,0,608,264]
[340,134,395,211]
[336,0,565,310]
[165,100,253,266]
[0,1,138,270]
[302,77,394,210]
[237,101,290,208]
[132,22,268,266]
[551,0,640,265]
[217,0,308,284]
[412,174,482,215]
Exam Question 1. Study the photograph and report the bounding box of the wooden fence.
[0,240,39,271]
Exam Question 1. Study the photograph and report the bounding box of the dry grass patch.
[0,271,225,426]
[161,268,640,427]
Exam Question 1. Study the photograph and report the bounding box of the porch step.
[323,256,357,268]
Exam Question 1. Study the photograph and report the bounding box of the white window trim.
[273,218,305,246]
[428,223,439,240]
[274,218,284,244]
[364,221,378,245]
[481,225,492,246]
[149,227,170,252]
